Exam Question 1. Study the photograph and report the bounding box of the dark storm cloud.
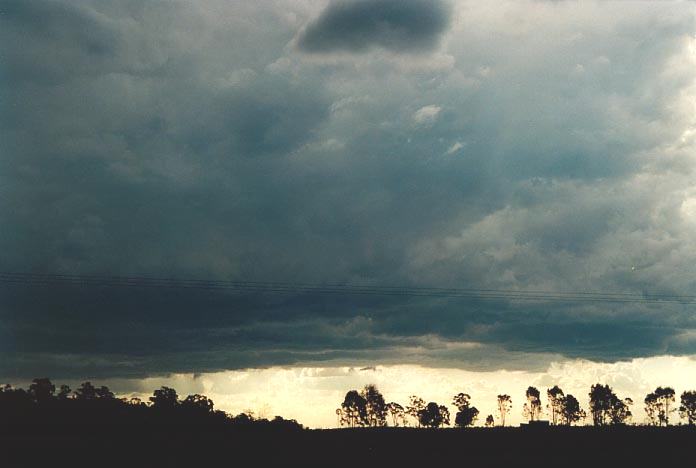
[2,280,695,379]
[297,0,450,53]
[1,0,696,381]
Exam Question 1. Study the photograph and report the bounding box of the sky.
[1,0,696,427]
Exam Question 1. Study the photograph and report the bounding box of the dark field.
[3,426,695,468]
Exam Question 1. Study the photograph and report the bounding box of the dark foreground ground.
[3,426,695,468]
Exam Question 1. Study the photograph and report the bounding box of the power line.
[0,271,693,306]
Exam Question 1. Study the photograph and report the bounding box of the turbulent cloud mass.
[297,0,451,53]
[2,0,696,386]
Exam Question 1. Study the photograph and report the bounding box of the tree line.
[337,383,696,428]
[0,378,302,432]
[4,377,695,430]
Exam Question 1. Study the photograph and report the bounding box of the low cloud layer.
[297,0,451,53]
[1,0,696,380]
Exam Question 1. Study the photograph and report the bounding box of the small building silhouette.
[520,420,550,429]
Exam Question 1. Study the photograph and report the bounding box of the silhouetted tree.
[230,412,255,426]
[608,397,632,425]
[418,402,449,428]
[361,384,387,427]
[523,387,542,422]
[150,386,179,410]
[559,394,585,426]
[386,402,406,427]
[335,407,344,426]
[453,393,479,428]
[182,394,214,415]
[439,405,450,427]
[645,393,660,426]
[644,387,675,426]
[75,381,98,401]
[679,390,696,425]
[589,384,631,426]
[57,385,72,401]
[406,395,426,428]
[485,414,495,427]
[127,397,146,407]
[0,378,305,433]
[0,384,32,417]
[29,378,55,404]
[547,386,564,425]
[268,415,303,431]
[589,384,611,425]
[497,394,512,427]
[452,393,471,411]
[454,406,479,427]
[340,390,368,427]
[96,385,115,400]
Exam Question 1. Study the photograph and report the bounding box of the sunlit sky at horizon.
[6,355,695,428]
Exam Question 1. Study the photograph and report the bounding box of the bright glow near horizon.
[79,355,696,428]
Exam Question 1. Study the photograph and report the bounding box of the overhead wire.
[0,271,693,305]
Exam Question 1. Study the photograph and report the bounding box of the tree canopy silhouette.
[362,384,388,427]
[497,394,512,427]
[418,402,450,428]
[0,378,302,434]
[337,385,388,427]
[11,376,696,434]
[386,402,407,427]
[559,394,585,426]
[406,395,426,428]
[339,390,368,427]
[547,386,564,425]
[523,386,542,422]
[452,392,479,428]
[150,386,179,410]
[644,387,675,426]
[679,390,696,425]
[28,378,55,404]
[589,384,632,426]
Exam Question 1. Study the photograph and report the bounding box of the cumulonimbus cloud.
[2,0,696,381]
[297,0,451,53]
